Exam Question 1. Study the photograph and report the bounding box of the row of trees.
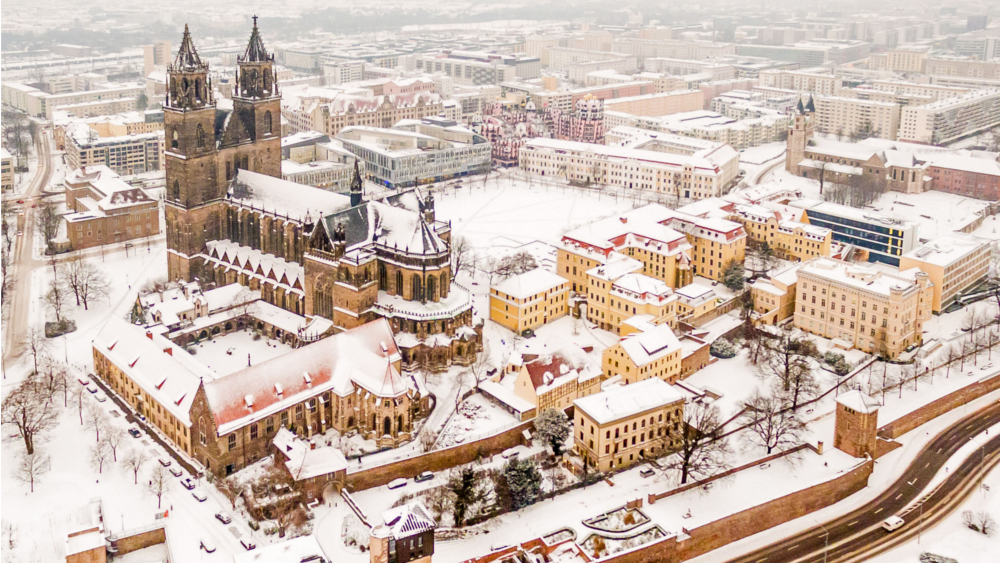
[44,254,111,322]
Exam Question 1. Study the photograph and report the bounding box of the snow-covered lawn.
[436,394,520,449]
[188,330,294,377]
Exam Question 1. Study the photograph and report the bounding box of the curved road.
[727,400,1000,563]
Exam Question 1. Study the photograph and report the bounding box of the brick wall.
[878,372,1000,439]
[346,418,532,490]
[110,525,166,556]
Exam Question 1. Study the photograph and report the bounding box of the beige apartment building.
[601,322,683,384]
[899,233,990,312]
[871,80,969,102]
[794,258,933,359]
[814,96,901,140]
[490,269,570,334]
[868,48,928,73]
[731,204,833,262]
[923,58,1000,80]
[64,124,163,177]
[759,70,842,96]
[750,265,799,325]
[602,89,703,117]
[573,377,685,472]
[899,89,1000,145]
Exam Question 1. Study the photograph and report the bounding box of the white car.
[94,392,107,403]
[387,478,408,490]
[192,490,208,502]
[882,516,904,532]
[200,537,216,553]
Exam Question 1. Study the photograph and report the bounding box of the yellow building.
[730,204,832,262]
[573,378,685,472]
[675,283,718,320]
[585,256,679,333]
[490,269,570,334]
[750,265,800,325]
[602,323,683,384]
[899,232,990,313]
[509,350,604,412]
[665,214,747,281]
[794,258,933,359]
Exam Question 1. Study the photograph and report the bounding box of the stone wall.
[346,418,532,490]
[878,372,1000,439]
[110,525,166,556]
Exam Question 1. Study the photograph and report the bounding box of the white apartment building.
[602,90,703,117]
[518,136,738,201]
[414,55,514,86]
[814,96,901,140]
[547,48,638,74]
[870,80,969,102]
[323,60,365,85]
[604,110,790,150]
[643,58,736,81]
[336,119,491,189]
[899,89,1000,145]
[759,70,842,96]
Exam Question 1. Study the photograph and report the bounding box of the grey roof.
[172,25,205,71]
[240,18,271,63]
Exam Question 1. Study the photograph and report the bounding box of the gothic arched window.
[171,181,180,201]
[396,271,403,295]
[426,275,436,302]
[412,275,423,302]
[440,272,448,298]
[171,130,179,149]
[264,111,273,134]
[196,124,205,149]
[194,78,202,102]
[379,264,387,290]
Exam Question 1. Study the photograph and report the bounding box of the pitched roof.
[574,378,684,424]
[380,502,436,540]
[172,24,205,71]
[240,18,271,63]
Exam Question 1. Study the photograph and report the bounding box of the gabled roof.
[380,502,436,540]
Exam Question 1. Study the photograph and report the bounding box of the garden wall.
[878,372,1000,439]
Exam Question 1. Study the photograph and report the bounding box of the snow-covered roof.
[272,428,347,480]
[901,232,989,268]
[523,137,729,174]
[233,536,330,563]
[492,268,568,299]
[94,317,216,426]
[205,319,410,435]
[836,389,880,414]
[574,377,684,424]
[379,501,435,540]
[228,169,352,223]
[798,258,926,297]
[618,323,683,368]
[806,138,879,162]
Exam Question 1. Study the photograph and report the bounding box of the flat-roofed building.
[790,198,918,267]
[793,258,933,358]
[759,70,842,96]
[602,89,704,117]
[899,233,990,312]
[573,374,684,471]
[868,48,929,73]
[0,148,12,192]
[899,89,1000,145]
[814,96,901,140]
[490,268,570,334]
[64,123,163,177]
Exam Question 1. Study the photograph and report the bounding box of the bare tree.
[740,389,806,454]
[760,326,818,408]
[492,251,537,281]
[21,328,51,375]
[662,401,732,484]
[450,235,473,280]
[816,161,828,195]
[84,402,108,443]
[1,374,60,454]
[147,465,171,508]
[44,276,68,323]
[216,476,244,510]
[40,359,69,407]
[34,199,61,250]
[62,257,111,310]
[123,448,148,484]
[469,339,492,385]
[229,287,259,327]
[16,450,51,493]
[744,240,779,279]
[105,427,126,461]
[91,440,112,474]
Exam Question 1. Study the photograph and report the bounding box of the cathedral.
[164,22,479,372]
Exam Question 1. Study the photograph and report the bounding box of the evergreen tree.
[501,458,542,510]
[722,259,745,293]
[533,408,571,456]
[445,467,484,527]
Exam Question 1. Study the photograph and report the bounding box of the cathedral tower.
[165,25,222,282]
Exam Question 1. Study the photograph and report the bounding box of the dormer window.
[275,383,283,395]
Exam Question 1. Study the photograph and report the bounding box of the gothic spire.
[240,16,271,63]
[172,24,205,71]
[350,159,363,207]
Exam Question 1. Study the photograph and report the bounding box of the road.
[727,400,1000,563]
[3,131,54,368]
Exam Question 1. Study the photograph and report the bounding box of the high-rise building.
[143,40,172,78]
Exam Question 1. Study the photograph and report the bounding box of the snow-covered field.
[190,331,294,376]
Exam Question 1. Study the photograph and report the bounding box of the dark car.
[128,428,142,438]
[215,512,232,524]
[415,471,434,483]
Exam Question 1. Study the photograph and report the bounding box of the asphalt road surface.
[728,399,1000,563]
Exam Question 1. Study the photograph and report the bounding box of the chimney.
[146,330,153,340]
[310,441,316,450]
[817,441,824,455]
[163,347,173,356]
[620,217,627,224]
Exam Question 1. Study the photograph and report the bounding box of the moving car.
[215,512,232,524]
[192,490,208,502]
[882,516,904,532]
[415,471,434,483]
[388,478,408,490]
[180,478,196,490]
[200,537,216,553]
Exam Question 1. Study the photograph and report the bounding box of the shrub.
[710,338,737,359]
[823,352,845,365]
[833,360,852,376]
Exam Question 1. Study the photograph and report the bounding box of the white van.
[882,516,904,532]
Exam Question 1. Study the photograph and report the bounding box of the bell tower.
[164,24,223,282]
[226,16,281,177]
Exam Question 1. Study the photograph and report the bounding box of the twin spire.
[171,24,205,72]
[240,15,272,63]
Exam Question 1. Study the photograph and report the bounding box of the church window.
[426,275,436,301]
[264,111,273,134]
[196,124,205,149]
[171,181,180,201]
[413,275,423,301]
[171,130,178,149]
[396,271,403,295]
[379,264,387,290]
[440,273,448,298]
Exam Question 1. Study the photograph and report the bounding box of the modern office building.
[64,124,163,176]
[790,199,918,266]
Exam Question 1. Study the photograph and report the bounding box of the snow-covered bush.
[710,338,737,359]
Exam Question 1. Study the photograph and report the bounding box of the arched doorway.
[383,417,392,436]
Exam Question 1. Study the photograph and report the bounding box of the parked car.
[77,376,90,386]
[169,467,183,477]
[200,537,216,553]
[501,448,520,460]
[192,490,208,502]
[215,512,232,524]
[158,458,172,467]
[415,471,434,483]
[639,466,655,478]
[882,516,904,532]
[387,478,408,490]
[128,427,142,438]
[180,478,195,490]
[94,393,107,403]
[87,386,98,394]
[240,539,256,551]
